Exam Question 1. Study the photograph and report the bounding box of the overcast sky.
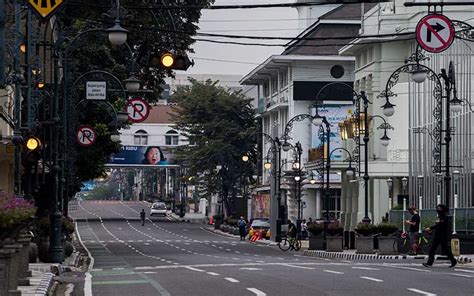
[186,0,299,76]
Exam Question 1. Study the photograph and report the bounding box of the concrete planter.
[326,236,343,252]
[356,236,375,254]
[232,228,240,235]
[377,236,398,255]
[308,236,325,250]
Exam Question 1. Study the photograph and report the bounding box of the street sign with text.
[76,125,97,147]
[86,81,107,100]
[28,0,65,20]
[416,14,454,53]
[125,97,150,123]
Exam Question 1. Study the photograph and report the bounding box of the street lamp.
[110,131,121,143]
[123,75,141,92]
[242,154,249,162]
[382,55,463,210]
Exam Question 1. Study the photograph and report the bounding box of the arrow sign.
[426,22,445,42]
[416,14,454,53]
[76,125,97,147]
[125,97,151,123]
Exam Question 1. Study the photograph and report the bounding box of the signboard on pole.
[125,97,150,123]
[28,0,65,20]
[416,14,455,53]
[86,81,107,100]
[76,125,97,147]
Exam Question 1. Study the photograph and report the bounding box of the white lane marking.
[206,272,219,276]
[144,243,150,246]
[448,273,473,278]
[323,269,344,274]
[185,267,205,272]
[247,288,266,296]
[455,269,474,274]
[383,265,431,273]
[143,271,157,274]
[225,277,240,283]
[352,267,380,271]
[240,268,263,271]
[407,288,437,296]
[360,276,383,282]
[112,267,125,270]
[283,264,315,270]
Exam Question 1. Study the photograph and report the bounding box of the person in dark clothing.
[287,220,298,250]
[423,204,457,268]
[238,216,247,240]
[406,206,421,255]
[140,209,146,226]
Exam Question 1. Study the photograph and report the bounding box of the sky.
[186,0,299,76]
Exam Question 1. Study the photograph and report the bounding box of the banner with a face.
[109,145,176,166]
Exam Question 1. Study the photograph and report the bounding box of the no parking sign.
[76,125,97,147]
[125,97,150,123]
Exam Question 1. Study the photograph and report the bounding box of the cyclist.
[140,209,146,226]
[287,220,297,250]
[405,206,420,255]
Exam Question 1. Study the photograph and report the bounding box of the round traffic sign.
[125,97,151,123]
[76,125,97,147]
[416,14,454,53]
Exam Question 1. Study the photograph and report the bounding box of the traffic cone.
[209,216,214,225]
[257,229,263,240]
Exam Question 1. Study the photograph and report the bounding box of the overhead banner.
[108,145,176,167]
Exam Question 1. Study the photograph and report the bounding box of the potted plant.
[376,223,399,255]
[307,222,325,250]
[326,222,344,252]
[213,215,222,230]
[355,223,377,254]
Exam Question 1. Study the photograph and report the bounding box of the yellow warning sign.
[28,0,64,20]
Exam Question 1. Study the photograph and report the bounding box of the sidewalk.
[303,249,474,264]
[170,212,208,224]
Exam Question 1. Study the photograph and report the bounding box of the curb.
[204,227,279,246]
[303,250,474,263]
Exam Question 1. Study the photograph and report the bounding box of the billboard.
[252,193,270,219]
[311,104,353,182]
[108,145,177,167]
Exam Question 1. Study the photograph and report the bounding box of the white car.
[150,202,167,217]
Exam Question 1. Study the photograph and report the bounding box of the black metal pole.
[13,0,22,195]
[49,43,63,263]
[0,0,5,85]
[442,64,452,210]
[361,91,371,223]
[296,142,302,236]
[324,121,331,238]
[276,138,282,242]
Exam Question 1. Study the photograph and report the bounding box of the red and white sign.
[125,97,150,123]
[416,14,454,53]
[76,125,97,147]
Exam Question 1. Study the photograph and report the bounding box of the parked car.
[150,202,167,217]
[248,218,271,239]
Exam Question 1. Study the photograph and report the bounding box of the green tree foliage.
[171,79,257,217]
[55,0,213,190]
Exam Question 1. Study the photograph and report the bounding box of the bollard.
[451,238,460,257]
[0,249,16,296]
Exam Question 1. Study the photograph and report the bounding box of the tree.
[171,79,257,217]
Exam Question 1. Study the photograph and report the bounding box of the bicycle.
[278,235,301,251]
[393,230,430,255]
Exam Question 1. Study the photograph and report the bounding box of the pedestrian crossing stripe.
[28,0,64,20]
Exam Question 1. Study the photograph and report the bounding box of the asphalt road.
[71,201,474,296]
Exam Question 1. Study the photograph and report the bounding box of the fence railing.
[389,208,474,233]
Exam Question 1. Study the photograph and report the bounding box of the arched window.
[134,130,148,145]
[165,130,179,146]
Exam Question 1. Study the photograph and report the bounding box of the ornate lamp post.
[402,177,408,233]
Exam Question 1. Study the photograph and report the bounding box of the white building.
[339,0,474,234]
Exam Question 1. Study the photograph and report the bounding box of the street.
[71,201,474,296]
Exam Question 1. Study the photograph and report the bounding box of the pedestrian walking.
[423,204,457,268]
[238,216,247,240]
[140,209,146,226]
[405,206,421,255]
[301,219,308,239]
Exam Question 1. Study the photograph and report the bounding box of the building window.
[165,130,179,146]
[134,130,148,145]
